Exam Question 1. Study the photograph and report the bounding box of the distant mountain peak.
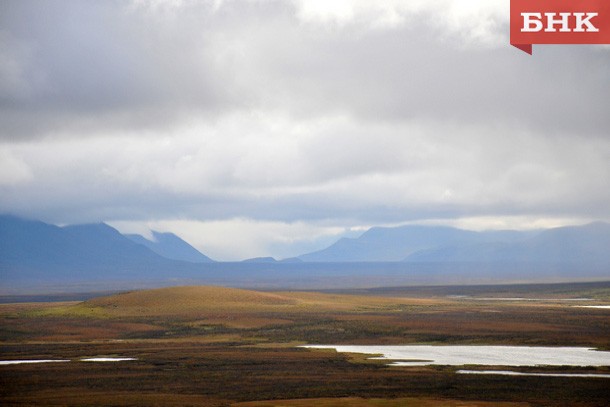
[125,231,213,263]
[242,256,277,263]
[404,222,610,264]
[0,215,176,281]
[297,223,604,263]
[298,224,493,262]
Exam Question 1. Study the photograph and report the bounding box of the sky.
[1,0,609,260]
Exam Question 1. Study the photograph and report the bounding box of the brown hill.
[61,286,442,320]
[85,286,298,316]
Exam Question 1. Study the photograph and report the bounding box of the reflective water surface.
[303,345,610,367]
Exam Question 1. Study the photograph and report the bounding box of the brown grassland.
[1,283,610,406]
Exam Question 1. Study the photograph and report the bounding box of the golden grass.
[82,286,298,316]
[276,291,445,311]
[188,316,294,329]
[40,286,449,319]
[0,301,81,316]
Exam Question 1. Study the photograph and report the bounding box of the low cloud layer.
[1,0,608,259]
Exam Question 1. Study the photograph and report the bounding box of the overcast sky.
[1,0,609,260]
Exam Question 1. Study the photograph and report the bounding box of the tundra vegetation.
[1,282,610,406]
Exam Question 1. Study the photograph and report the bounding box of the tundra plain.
[1,282,610,406]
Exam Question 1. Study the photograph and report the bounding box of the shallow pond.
[303,345,610,367]
[0,359,70,365]
[1,357,137,365]
[457,370,610,378]
[80,357,137,362]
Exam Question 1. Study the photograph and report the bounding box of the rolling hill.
[65,285,440,318]
[84,286,298,316]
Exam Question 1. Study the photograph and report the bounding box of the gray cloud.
[2,0,608,141]
[0,0,242,139]
[0,0,608,258]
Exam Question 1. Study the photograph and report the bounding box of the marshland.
[2,282,610,406]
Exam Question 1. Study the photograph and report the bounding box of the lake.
[1,357,137,365]
[457,370,610,378]
[302,345,610,367]
[0,359,70,365]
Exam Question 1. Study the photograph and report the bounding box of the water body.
[449,297,593,302]
[574,305,610,309]
[80,357,137,362]
[457,370,610,378]
[0,359,70,365]
[1,357,137,365]
[303,345,610,367]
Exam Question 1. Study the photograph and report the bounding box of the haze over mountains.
[298,225,538,262]
[405,222,610,265]
[0,215,196,281]
[298,222,610,265]
[1,214,610,292]
[125,231,213,263]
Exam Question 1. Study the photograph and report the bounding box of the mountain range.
[297,225,538,262]
[1,214,609,292]
[0,215,209,283]
[296,222,610,265]
[404,222,610,265]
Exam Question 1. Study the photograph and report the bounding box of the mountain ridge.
[2,215,609,292]
[125,231,213,263]
[404,221,610,264]
[297,224,539,262]
[0,215,192,281]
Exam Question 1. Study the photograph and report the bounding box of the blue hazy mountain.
[125,231,213,263]
[405,222,610,264]
[278,257,303,263]
[241,256,278,263]
[298,225,536,262]
[2,215,609,292]
[0,215,195,281]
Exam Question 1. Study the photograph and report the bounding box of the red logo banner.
[510,0,610,54]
